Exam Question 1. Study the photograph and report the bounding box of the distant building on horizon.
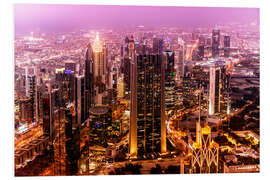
[224,36,230,57]
[212,29,220,58]
[198,45,204,60]
[153,37,163,54]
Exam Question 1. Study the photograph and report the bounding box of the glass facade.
[136,54,165,158]
[212,29,220,58]
[89,106,112,147]
[162,51,176,112]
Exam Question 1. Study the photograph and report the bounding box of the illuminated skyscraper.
[120,45,124,58]
[129,54,166,158]
[199,36,205,45]
[209,66,221,115]
[178,48,185,78]
[128,35,135,59]
[25,67,37,123]
[25,74,36,123]
[85,42,94,115]
[224,36,230,57]
[212,29,220,58]
[122,35,135,96]
[55,68,75,104]
[89,105,112,147]
[198,45,204,60]
[124,36,129,56]
[19,97,33,124]
[162,51,176,112]
[42,87,61,142]
[65,60,76,72]
[65,106,80,175]
[123,56,131,94]
[75,75,86,127]
[153,37,163,54]
[92,33,107,105]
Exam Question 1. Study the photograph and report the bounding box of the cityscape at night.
[13,4,260,176]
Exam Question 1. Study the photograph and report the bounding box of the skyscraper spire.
[93,32,102,52]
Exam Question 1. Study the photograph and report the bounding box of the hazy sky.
[14,4,259,33]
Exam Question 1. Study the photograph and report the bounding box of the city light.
[14,4,260,176]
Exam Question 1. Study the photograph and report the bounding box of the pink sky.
[14,4,259,33]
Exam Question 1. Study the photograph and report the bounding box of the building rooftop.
[89,106,110,115]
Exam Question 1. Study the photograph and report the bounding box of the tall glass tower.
[209,66,221,115]
[224,36,230,57]
[129,54,166,159]
[212,29,220,58]
[162,51,176,113]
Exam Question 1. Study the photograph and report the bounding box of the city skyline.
[14,4,260,176]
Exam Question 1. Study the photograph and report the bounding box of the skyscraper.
[65,106,80,175]
[199,36,205,45]
[56,69,75,104]
[124,36,129,56]
[42,87,61,142]
[162,51,176,112]
[25,74,36,123]
[123,56,131,94]
[89,105,112,147]
[122,35,135,97]
[224,36,230,57]
[65,60,76,73]
[75,75,86,127]
[209,66,221,115]
[25,67,37,123]
[153,37,163,54]
[129,54,166,158]
[212,29,220,58]
[128,35,135,59]
[85,42,94,116]
[92,33,107,105]
[178,48,185,78]
[198,45,204,60]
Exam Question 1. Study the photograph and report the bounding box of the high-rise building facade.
[25,72,37,123]
[198,45,204,60]
[42,88,61,142]
[123,56,131,94]
[122,35,135,97]
[162,51,176,112]
[65,106,80,175]
[75,75,86,127]
[89,105,112,147]
[178,49,185,78]
[209,66,221,115]
[129,54,166,158]
[65,60,76,73]
[224,36,230,57]
[90,33,108,105]
[85,42,94,116]
[212,29,220,58]
[153,38,163,54]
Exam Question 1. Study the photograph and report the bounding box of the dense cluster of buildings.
[14,21,260,175]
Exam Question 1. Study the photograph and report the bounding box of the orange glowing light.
[202,125,211,135]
